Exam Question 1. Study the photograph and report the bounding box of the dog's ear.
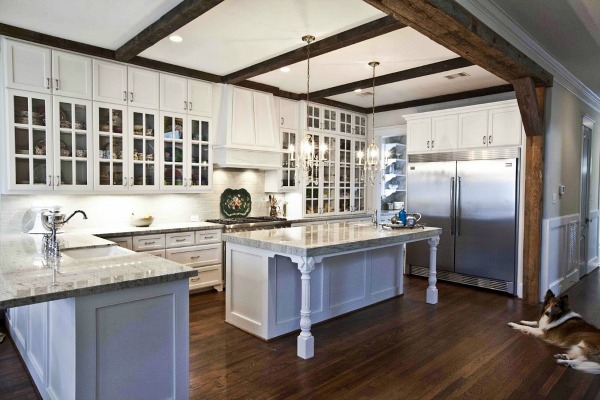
[543,289,554,307]
[559,295,569,307]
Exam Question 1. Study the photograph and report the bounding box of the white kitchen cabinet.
[304,133,337,216]
[93,101,129,190]
[407,118,432,152]
[132,234,166,251]
[6,90,54,191]
[339,111,353,135]
[128,67,159,109]
[187,115,212,189]
[431,114,458,151]
[279,98,298,129]
[109,236,133,250]
[338,138,367,214]
[265,128,298,192]
[4,39,92,99]
[488,105,522,147]
[458,110,488,148]
[304,103,337,133]
[93,60,128,104]
[128,107,159,190]
[353,114,367,136]
[159,73,212,117]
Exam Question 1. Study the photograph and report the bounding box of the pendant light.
[296,35,316,178]
[359,61,381,185]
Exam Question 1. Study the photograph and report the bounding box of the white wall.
[0,168,269,233]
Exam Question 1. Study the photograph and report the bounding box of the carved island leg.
[426,236,440,304]
[297,257,316,359]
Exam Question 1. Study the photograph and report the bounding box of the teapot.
[405,212,422,227]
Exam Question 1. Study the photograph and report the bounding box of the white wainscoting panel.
[587,209,599,275]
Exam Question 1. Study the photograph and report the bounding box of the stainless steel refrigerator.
[406,149,519,294]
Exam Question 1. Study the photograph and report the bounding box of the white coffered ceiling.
[4,0,596,109]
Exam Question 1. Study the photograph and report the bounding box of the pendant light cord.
[372,63,375,144]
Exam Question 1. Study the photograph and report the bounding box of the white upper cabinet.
[93,60,128,104]
[407,118,432,152]
[488,105,522,147]
[431,115,458,151]
[253,90,278,149]
[230,86,255,146]
[160,73,212,117]
[128,67,159,109]
[458,110,488,148]
[353,114,367,136]
[339,111,353,135]
[279,98,298,130]
[4,39,91,99]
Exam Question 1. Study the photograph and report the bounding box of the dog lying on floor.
[508,289,600,374]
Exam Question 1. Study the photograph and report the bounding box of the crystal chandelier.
[357,61,381,185]
[297,35,317,176]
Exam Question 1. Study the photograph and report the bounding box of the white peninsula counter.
[222,222,441,359]
[0,232,197,400]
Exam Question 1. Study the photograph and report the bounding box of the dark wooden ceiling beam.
[512,77,543,136]
[115,0,225,62]
[363,0,553,87]
[129,57,222,83]
[223,15,406,84]
[372,84,514,113]
[310,57,474,99]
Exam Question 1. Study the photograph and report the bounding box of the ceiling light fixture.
[280,66,291,73]
[354,88,362,93]
[169,35,183,43]
[356,61,382,185]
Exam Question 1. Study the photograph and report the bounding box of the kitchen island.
[222,222,441,359]
[0,232,197,400]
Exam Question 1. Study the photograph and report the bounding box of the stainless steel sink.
[62,246,134,260]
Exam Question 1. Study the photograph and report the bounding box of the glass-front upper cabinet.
[307,104,320,131]
[339,111,352,135]
[188,116,211,189]
[54,97,92,191]
[281,129,297,189]
[7,90,53,190]
[160,112,186,190]
[322,107,337,133]
[353,140,367,212]
[129,108,158,190]
[338,137,352,213]
[93,102,128,190]
[304,134,337,215]
[354,114,367,136]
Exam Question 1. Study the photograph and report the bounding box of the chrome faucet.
[371,208,378,225]
[41,210,88,260]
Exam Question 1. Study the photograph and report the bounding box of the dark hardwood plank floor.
[2,271,600,399]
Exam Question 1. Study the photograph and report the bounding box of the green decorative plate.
[220,188,252,217]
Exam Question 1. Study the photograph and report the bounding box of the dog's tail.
[572,361,600,374]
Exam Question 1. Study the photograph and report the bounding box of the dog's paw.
[507,322,519,329]
[520,320,538,327]
[556,359,575,367]
[554,354,569,360]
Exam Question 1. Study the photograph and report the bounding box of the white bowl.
[393,202,404,210]
[131,214,154,227]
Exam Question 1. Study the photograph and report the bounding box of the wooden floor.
[3,271,600,399]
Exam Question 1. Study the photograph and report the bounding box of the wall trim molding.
[459,0,600,112]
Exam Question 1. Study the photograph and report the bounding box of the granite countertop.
[286,213,371,224]
[77,221,224,238]
[222,222,442,257]
[0,232,197,309]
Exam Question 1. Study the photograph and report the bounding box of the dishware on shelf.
[131,213,154,227]
[393,201,404,210]
[35,139,46,155]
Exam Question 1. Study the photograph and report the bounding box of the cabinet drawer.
[195,229,222,244]
[109,236,132,250]
[166,232,195,248]
[166,244,222,267]
[142,249,166,258]
[132,234,166,251]
[189,265,221,289]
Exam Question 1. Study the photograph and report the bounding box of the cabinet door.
[488,106,522,147]
[353,114,367,136]
[159,112,187,190]
[4,39,51,93]
[279,98,298,129]
[431,115,458,151]
[230,87,254,146]
[281,129,297,189]
[54,97,93,191]
[8,90,53,190]
[339,111,352,135]
[93,60,127,104]
[321,134,337,214]
[253,91,278,149]
[52,50,92,99]
[458,111,488,148]
[128,67,159,109]
[93,102,128,190]
[304,133,320,216]
[407,119,431,152]
[129,107,158,191]
[352,140,367,212]
[338,137,352,213]
[187,79,212,117]
[159,74,187,113]
[188,116,212,190]
[307,104,321,131]
[322,107,338,133]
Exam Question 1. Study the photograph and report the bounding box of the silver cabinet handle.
[456,177,461,236]
[56,175,60,186]
[431,140,435,148]
[450,177,455,235]
[488,135,493,144]
[130,176,134,186]
[426,140,430,149]
[123,91,127,102]
[191,256,200,260]
[176,238,186,242]
[46,78,50,89]
[55,79,59,90]
[48,174,52,186]
[189,102,192,111]
[204,235,214,239]
[184,101,187,110]
[123,177,128,187]
[130,92,133,102]
[281,117,284,125]
[144,241,155,245]
[483,135,487,145]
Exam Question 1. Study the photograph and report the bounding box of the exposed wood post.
[513,77,545,303]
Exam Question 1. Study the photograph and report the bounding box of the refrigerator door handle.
[456,176,462,236]
[450,177,455,235]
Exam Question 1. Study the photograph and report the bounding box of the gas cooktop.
[206,216,287,225]
[206,216,291,232]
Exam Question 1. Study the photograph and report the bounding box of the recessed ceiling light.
[354,88,362,93]
[169,35,183,43]
[280,67,291,73]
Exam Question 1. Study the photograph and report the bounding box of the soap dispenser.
[399,205,407,226]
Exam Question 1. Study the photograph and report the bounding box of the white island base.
[225,230,440,359]
[6,279,190,400]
